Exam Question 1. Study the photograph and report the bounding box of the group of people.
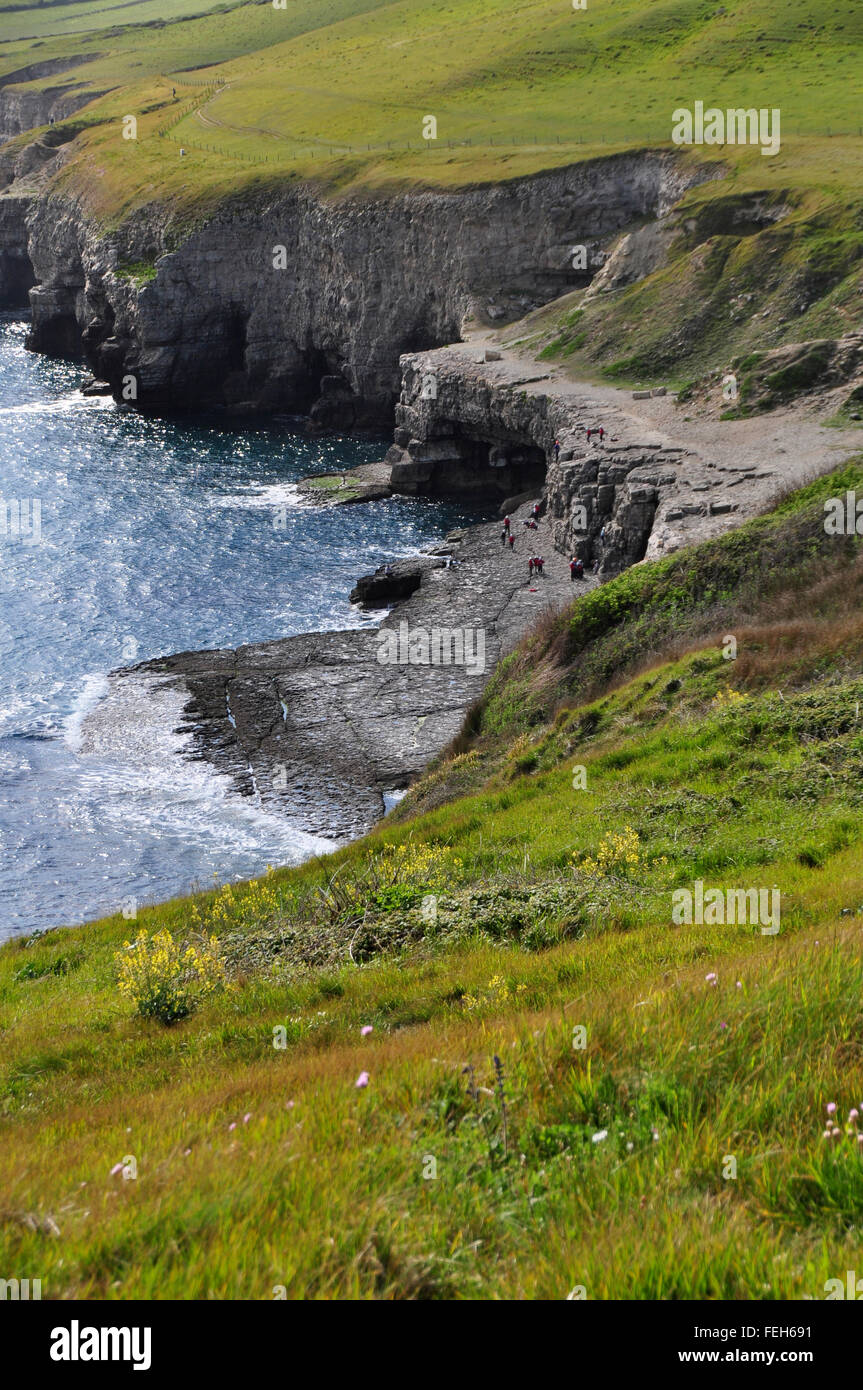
[586,426,605,444]
[498,499,597,585]
[501,502,542,549]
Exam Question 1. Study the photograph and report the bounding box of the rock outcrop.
[380,342,806,575]
[9,151,715,420]
[385,344,704,573]
[0,59,106,140]
[349,556,445,607]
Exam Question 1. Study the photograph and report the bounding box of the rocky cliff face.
[14,151,711,420]
[0,195,35,308]
[0,59,106,141]
[386,343,759,576]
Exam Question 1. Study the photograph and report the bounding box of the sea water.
[0,315,485,939]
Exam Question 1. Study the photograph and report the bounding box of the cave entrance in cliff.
[0,247,36,312]
[453,434,547,501]
[296,347,347,415]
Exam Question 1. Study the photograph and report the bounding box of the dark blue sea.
[0,314,483,939]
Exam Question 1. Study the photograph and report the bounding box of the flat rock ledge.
[296,460,393,507]
[126,500,583,841]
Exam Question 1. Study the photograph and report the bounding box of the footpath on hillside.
[458,326,863,542]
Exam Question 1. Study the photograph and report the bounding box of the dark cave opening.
[392,425,548,501]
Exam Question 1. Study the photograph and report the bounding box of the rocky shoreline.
[126,494,583,840]
[4,128,862,848]
[118,329,863,842]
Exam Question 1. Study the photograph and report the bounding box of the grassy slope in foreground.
[2,463,863,1298]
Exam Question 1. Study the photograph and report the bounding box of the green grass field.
[2,462,863,1298]
[0,1,236,44]
[3,0,863,217]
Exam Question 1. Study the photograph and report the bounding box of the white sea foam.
[72,670,339,860]
[215,481,309,510]
[0,392,111,418]
[64,672,110,752]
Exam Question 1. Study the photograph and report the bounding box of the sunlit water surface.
[0,315,485,938]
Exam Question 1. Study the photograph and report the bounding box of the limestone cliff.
[0,59,108,140]
[0,195,34,308]
[7,151,712,421]
[386,342,784,576]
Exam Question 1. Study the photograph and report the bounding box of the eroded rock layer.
[7,151,711,418]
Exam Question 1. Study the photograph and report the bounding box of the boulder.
[349,556,446,606]
[498,490,536,517]
[350,569,423,606]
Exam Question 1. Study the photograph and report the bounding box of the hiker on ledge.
[553,440,560,462]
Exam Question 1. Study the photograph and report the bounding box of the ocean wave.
[72,670,338,857]
[0,392,112,418]
[64,672,110,752]
[214,481,309,510]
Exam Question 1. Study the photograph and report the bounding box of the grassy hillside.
[512,171,863,389]
[0,0,236,43]
[2,0,863,214]
[2,461,863,1298]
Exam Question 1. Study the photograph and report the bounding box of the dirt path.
[456,326,863,518]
